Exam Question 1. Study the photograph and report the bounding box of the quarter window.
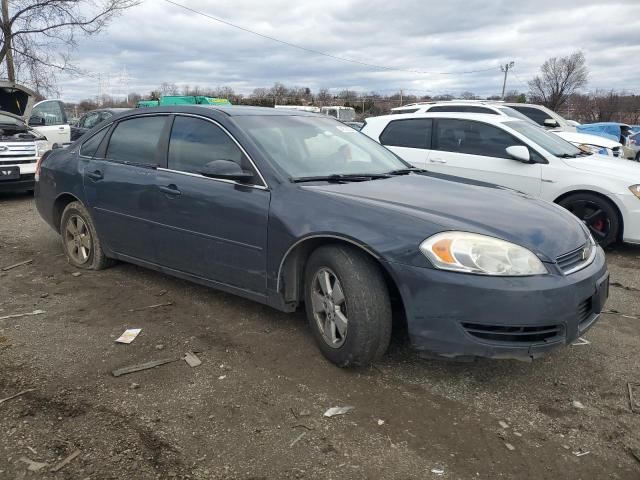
[168,116,246,175]
[379,118,432,149]
[80,127,109,158]
[106,116,167,165]
[434,119,525,159]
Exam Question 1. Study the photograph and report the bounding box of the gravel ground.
[1,191,639,479]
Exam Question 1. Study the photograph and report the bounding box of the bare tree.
[460,91,477,100]
[159,82,179,96]
[0,0,140,94]
[528,51,588,111]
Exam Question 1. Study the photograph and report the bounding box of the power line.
[163,0,499,76]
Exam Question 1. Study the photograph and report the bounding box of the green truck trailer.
[136,96,232,108]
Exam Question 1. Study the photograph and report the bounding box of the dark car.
[34,106,609,367]
[70,108,129,141]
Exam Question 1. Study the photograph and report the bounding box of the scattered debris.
[628,383,640,413]
[184,351,202,367]
[298,409,311,417]
[431,467,445,476]
[573,449,590,457]
[127,302,173,312]
[572,337,590,346]
[26,446,37,455]
[129,383,140,389]
[572,400,586,409]
[513,432,522,437]
[40,293,49,298]
[218,375,227,380]
[0,310,45,321]
[323,406,354,418]
[292,424,314,431]
[71,272,82,277]
[0,389,35,406]
[505,443,515,451]
[628,448,640,465]
[18,457,47,472]
[50,449,81,473]
[155,344,165,350]
[155,289,168,296]
[289,431,306,447]
[112,358,180,377]
[115,328,142,344]
[1,258,33,271]
[498,420,510,429]
[610,281,640,292]
[562,445,571,450]
[377,419,385,426]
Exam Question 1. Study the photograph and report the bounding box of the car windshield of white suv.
[236,115,411,181]
[505,120,587,158]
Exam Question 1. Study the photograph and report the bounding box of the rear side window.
[390,108,419,115]
[168,116,245,174]
[107,116,167,165]
[379,118,432,149]
[434,119,523,159]
[80,127,108,158]
[428,105,498,114]
[510,106,549,126]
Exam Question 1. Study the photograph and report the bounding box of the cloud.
[57,0,640,101]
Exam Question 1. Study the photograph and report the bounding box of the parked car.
[576,122,636,159]
[71,108,129,141]
[390,101,624,158]
[362,112,640,247]
[0,81,50,192]
[630,132,640,161]
[28,98,71,146]
[35,106,609,366]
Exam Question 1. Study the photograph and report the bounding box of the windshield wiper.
[386,167,428,175]
[291,173,391,183]
[557,153,578,158]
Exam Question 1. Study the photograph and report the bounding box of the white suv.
[362,112,640,246]
[390,101,624,158]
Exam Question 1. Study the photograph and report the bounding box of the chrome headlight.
[35,139,49,157]
[420,232,548,276]
[629,185,640,199]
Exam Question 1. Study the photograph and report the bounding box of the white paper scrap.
[115,328,142,344]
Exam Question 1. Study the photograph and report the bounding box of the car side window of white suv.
[428,105,499,115]
[379,118,432,149]
[434,119,540,161]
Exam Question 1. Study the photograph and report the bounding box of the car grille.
[577,298,592,325]
[0,159,36,165]
[0,143,36,158]
[462,323,564,343]
[556,243,593,275]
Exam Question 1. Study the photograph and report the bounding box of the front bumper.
[0,173,35,192]
[387,247,608,360]
[616,193,640,244]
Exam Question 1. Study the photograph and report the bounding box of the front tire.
[60,201,113,270]
[304,245,392,367]
[558,193,620,247]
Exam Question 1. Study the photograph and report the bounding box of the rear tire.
[635,152,640,162]
[558,193,620,247]
[304,245,392,367]
[60,201,113,270]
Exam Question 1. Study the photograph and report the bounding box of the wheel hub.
[311,268,348,349]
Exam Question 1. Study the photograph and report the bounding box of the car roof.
[392,100,503,109]
[187,105,320,117]
[369,111,525,124]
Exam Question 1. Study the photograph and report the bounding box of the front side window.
[106,116,167,165]
[236,115,408,179]
[168,116,245,174]
[510,106,550,127]
[434,119,524,159]
[31,100,67,126]
[379,118,432,149]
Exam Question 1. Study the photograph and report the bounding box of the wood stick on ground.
[1,259,33,271]
[50,449,81,473]
[0,389,35,405]
[112,358,181,377]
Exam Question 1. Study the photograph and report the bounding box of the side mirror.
[28,116,45,127]
[199,160,254,182]
[544,118,559,128]
[52,143,62,150]
[506,145,531,163]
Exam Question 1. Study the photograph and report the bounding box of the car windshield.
[235,115,408,179]
[505,120,584,158]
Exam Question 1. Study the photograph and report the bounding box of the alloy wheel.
[564,199,610,243]
[64,214,92,264]
[310,268,348,348]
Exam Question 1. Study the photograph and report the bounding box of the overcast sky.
[58,0,640,102]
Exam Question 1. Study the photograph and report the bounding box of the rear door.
[83,115,170,263]
[153,114,270,293]
[428,118,542,195]
[30,100,70,145]
[378,118,432,168]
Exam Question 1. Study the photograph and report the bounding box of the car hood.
[552,130,621,149]
[562,155,640,182]
[0,81,36,121]
[304,174,589,261]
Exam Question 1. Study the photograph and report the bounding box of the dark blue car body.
[35,106,608,361]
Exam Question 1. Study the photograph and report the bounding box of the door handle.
[87,170,103,181]
[159,185,181,196]
[58,127,65,130]
[429,158,448,164]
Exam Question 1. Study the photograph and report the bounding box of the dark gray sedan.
[34,106,608,366]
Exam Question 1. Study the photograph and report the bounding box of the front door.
[378,118,432,169]
[82,115,170,263]
[427,118,542,196]
[31,100,70,145]
[153,115,270,294]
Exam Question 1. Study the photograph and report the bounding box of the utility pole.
[500,61,515,100]
[399,89,403,106]
[1,0,15,82]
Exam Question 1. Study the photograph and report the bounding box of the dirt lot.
[1,192,639,479]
